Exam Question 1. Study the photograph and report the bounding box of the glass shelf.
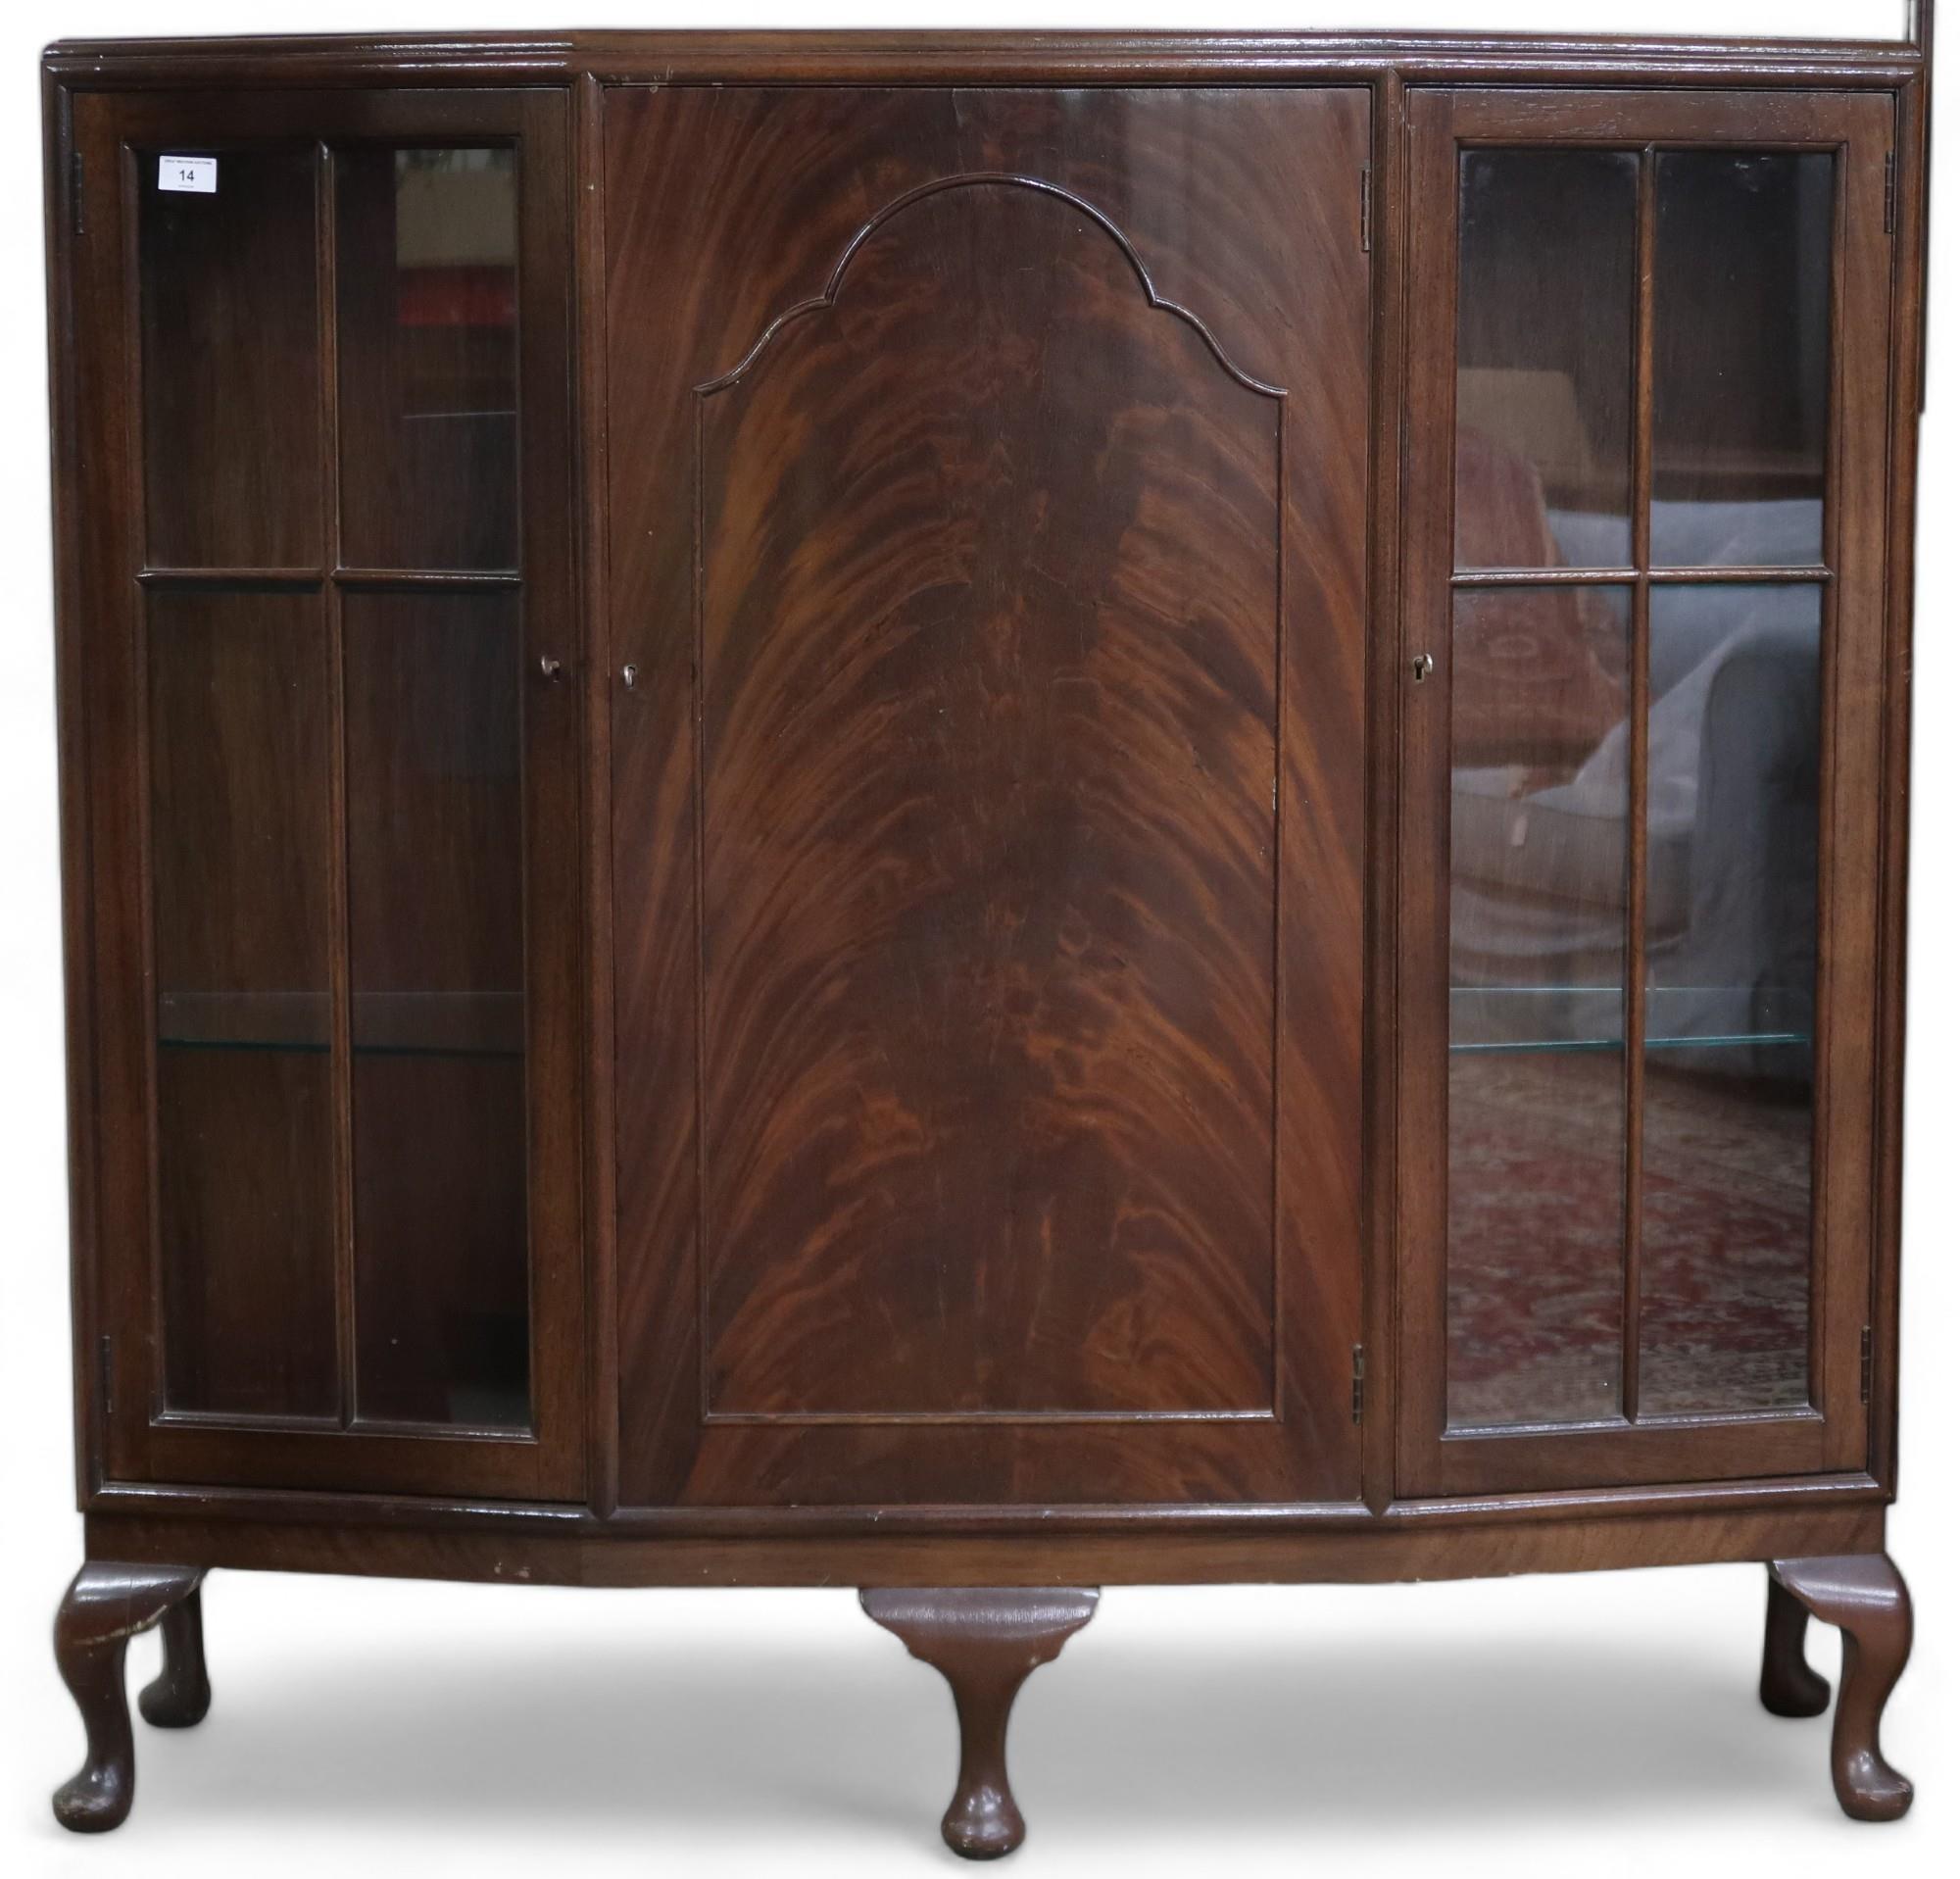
[157,1036,521,1061]
[1449,984,1812,1057]
[1450,1032,1811,1057]
[156,989,522,1059]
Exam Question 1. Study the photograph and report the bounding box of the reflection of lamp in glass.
[394,147,517,272]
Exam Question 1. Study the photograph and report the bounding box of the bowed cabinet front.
[41,23,1929,1856]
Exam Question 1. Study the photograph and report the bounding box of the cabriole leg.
[139,1582,212,1729]
[52,1562,204,1832]
[862,1587,1099,1859]
[1760,1567,1831,1717]
[1770,1554,1914,1822]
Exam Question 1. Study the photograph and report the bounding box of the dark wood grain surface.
[696,176,1282,1420]
[52,1563,204,1832]
[81,1497,1890,1587]
[137,1581,212,1730]
[1760,1566,1832,1717]
[1772,1553,1916,1820]
[862,1587,1099,1857]
[607,85,1370,1508]
[39,27,1933,93]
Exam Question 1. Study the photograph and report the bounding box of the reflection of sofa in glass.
[1450,457,1821,1072]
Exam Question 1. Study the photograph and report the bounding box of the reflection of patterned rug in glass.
[1446,1049,1812,1429]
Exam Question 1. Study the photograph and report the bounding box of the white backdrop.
[0,5,1950,1876]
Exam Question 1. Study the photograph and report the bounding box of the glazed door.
[67,88,581,1499]
[1396,90,1896,1495]
[606,88,1370,1508]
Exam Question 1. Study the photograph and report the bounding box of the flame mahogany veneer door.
[605,87,1371,1508]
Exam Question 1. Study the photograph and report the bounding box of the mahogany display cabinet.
[39,14,1935,1854]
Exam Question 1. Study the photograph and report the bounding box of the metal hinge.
[1885,151,1898,236]
[1860,1324,1875,1404]
[1350,1344,1366,1423]
[70,150,84,238]
[1360,166,1373,253]
[98,1333,113,1418]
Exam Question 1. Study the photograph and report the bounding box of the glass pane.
[140,147,321,569]
[157,1051,337,1417]
[337,148,518,571]
[353,1054,529,1427]
[149,589,336,1414]
[1447,586,1633,1428]
[345,591,528,1426]
[1651,153,1834,569]
[1640,585,1821,1414]
[1456,150,1638,571]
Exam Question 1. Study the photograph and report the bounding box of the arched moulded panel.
[690,172,1289,1422]
[697,173,1288,400]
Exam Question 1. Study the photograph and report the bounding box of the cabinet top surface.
[40,23,1931,87]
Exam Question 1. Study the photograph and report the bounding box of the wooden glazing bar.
[136,567,325,587]
[122,134,168,1432]
[1621,143,1658,1425]
[1648,564,1836,583]
[332,568,522,590]
[318,140,357,1430]
[1449,566,1642,586]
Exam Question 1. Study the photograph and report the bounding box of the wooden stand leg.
[1770,1555,1914,1822]
[1760,1568,1831,1718]
[862,1587,1098,1859]
[138,1583,212,1729]
[52,1563,204,1832]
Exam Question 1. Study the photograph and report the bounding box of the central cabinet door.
[605,88,1371,1507]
